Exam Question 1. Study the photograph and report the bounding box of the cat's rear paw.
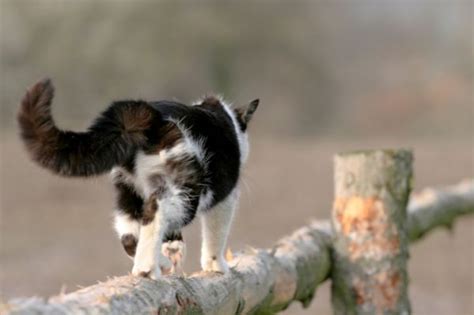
[161,240,186,275]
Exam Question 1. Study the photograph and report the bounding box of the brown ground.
[0,133,473,315]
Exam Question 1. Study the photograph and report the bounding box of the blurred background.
[0,1,472,314]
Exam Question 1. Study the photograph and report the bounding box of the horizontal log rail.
[2,178,473,314]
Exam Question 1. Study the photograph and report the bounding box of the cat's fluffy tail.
[18,78,158,177]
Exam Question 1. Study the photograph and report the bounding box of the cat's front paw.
[132,264,161,279]
[201,255,229,273]
[132,254,172,279]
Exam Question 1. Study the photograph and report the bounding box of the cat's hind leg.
[132,187,199,278]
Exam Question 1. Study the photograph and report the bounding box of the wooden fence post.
[331,149,413,315]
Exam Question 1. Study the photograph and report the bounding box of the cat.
[17,78,258,279]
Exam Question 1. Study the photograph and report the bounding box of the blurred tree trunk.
[331,150,412,315]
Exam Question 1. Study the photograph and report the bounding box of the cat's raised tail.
[17,78,158,177]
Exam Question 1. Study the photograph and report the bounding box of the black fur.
[18,79,158,177]
[115,182,143,220]
[121,234,138,257]
[150,99,241,206]
[163,230,183,242]
[18,79,259,262]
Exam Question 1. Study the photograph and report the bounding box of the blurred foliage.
[1,0,472,138]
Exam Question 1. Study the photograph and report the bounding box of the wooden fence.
[2,149,473,315]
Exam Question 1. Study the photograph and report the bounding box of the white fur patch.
[198,189,214,212]
[132,121,208,199]
[200,188,239,273]
[132,216,161,278]
[113,212,140,237]
[169,118,209,165]
[110,167,135,187]
[219,100,250,164]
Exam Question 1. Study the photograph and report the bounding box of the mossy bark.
[331,149,413,315]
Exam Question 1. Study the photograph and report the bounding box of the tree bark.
[407,179,474,242]
[2,222,333,315]
[331,149,413,315]
[2,179,473,315]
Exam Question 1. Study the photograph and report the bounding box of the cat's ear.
[234,99,259,131]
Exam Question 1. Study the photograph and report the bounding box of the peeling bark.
[332,149,413,315]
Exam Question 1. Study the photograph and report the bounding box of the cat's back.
[149,99,242,206]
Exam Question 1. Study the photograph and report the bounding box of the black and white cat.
[18,78,258,279]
